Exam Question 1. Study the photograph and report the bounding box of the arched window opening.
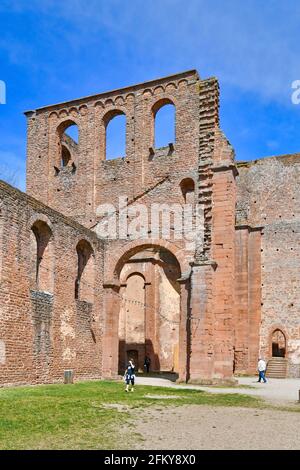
[57,121,79,169]
[272,329,286,357]
[105,113,126,160]
[64,124,79,144]
[30,221,54,293]
[61,145,71,167]
[75,240,95,303]
[180,178,195,204]
[153,102,175,149]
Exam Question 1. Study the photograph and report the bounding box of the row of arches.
[30,220,95,303]
[57,100,176,166]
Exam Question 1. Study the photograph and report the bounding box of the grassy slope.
[0,380,262,450]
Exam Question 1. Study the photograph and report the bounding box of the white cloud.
[1,0,300,104]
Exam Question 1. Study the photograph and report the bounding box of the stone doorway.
[126,350,139,368]
[272,329,286,358]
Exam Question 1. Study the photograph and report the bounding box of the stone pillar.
[234,225,262,374]
[248,228,262,373]
[188,261,215,382]
[177,277,190,382]
[144,281,155,367]
[102,283,121,378]
[234,226,250,373]
[211,164,237,379]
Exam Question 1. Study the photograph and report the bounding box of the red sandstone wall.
[0,181,104,386]
[22,70,241,384]
[237,155,300,377]
[234,226,262,374]
[26,70,201,229]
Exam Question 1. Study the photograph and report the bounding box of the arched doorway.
[117,247,181,375]
[271,329,286,358]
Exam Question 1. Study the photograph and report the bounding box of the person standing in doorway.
[257,357,267,383]
[144,355,151,374]
[124,359,135,392]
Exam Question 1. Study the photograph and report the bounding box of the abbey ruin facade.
[0,69,299,386]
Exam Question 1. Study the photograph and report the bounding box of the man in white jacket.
[257,358,267,383]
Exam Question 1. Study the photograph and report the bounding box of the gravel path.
[136,376,300,405]
[132,405,300,450]
[129,376,300,449]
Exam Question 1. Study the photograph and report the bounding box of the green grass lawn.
[0,380,262,450]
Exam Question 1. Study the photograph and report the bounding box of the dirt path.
[137,376,300,405]
[132,405,300,450]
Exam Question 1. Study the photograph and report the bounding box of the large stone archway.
[102,243,190,381]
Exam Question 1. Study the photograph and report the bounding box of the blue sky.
[1,0,300,190]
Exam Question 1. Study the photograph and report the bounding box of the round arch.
[151,97,176,149]
[28,213,54,234]
[56,118,80,138]
[120,269,146,286]
[75,239,95,303]
[151,97,175,118]
[55,119,80,168]
[102,108,126,128]
[102,240,190,381]
[102,109,127,160]
[105,239,191,284]
[269,327,288,358]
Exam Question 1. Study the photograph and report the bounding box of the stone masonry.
[0,70,299,386]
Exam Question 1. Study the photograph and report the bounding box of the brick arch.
[151,97,176,117]
[30,218,54,293]
[151,97,177,149]
[102,108,126,127]
[72,234,97,254]
[76,238,95,256]
[102,109,127,160]
[28,213,54,234]
[56,118,80,138]
[120,268,147,285]
[105,239,191,283]
[55,119,80,168]
[75,239,95,302]
[103,239,190,380]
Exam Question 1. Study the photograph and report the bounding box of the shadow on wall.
[118,339,160,375]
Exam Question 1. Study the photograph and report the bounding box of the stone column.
[211,165,237,379]
[144,281,154,364]
[234,226,250,374]
[177,276,190,382]
[188,261,215,382]
[102,283,121,378]
[234,225,262,374]
[248,228,263,373]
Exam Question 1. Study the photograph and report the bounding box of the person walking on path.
[144,355,151,374]
[124,359,136,392]
[257,357,267,383]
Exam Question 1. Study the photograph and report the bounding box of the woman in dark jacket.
[124,359,136,392]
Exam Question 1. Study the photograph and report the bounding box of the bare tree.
[0,164,19,186]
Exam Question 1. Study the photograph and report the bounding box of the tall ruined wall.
[237,154,300,377]
[26,70,201,228]
[24,70,239,383]
[0,181,104,386]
